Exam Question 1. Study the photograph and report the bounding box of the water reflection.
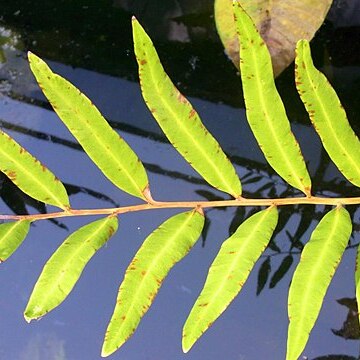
[0,25,22,65]
[0,1,360,359]
[332,298,360,341]
[18,333,66,360]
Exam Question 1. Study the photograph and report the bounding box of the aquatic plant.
[0,2,359,359]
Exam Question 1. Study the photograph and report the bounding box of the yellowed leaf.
[215,0,333,76]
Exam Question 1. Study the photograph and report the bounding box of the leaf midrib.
[142,42,239,197]
[0,221,29,253]
[300,54,360,180]
[289,209,343,353]
[51,73,145,197]
[240,15,307,194]
[184,209,270,342]
[110,212,198,345]
[27,218,113,317]
[0,136,66,209]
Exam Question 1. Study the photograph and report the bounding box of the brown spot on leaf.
[206,321,214,329]
[108,226,115,236]
[7,170,17,181]
[140,59,147,65]
[199,303,208,307]
[147,291,156,302]
[177,92,187,104]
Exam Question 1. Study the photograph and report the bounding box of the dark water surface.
[0,1,360,359]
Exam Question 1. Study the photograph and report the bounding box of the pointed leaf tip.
[24,315,31,323]
[100,347,111,358]
[182,341,190,354]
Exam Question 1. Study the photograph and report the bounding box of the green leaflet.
[182,206,278,353]
[233,3,311,196]
[287,206,352,360]
[28,53,149,200]
[0,220,31,262]
[295,40,360,187]
[24,216,118,321]
[132,18,242,199]
[101,209,204,357]
[0,130,69,209]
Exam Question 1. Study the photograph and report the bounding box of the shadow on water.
[0,1,360,359]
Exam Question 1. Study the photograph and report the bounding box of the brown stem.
[0,195,360,222]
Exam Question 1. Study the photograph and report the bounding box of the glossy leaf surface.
[28,52,149,200]
[132,18,241,198]
[295,40,360,187]
[24,216,118,321]
[102,209,204,357]
[287,207,352,360]
[215,0,332,76]
[0,220,31,262]
[0,130,69,209]
[182,206,278,352]
[233,3,311,196]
